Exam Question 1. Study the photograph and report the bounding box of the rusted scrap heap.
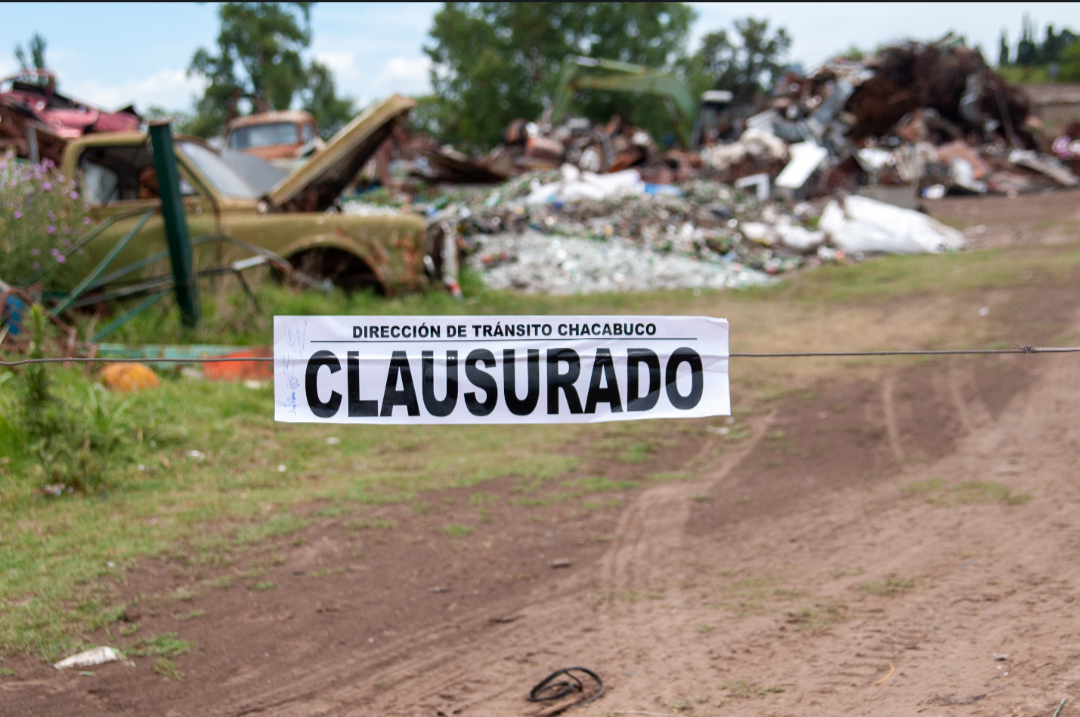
[0,70,140,165]
[724,36,1077,198]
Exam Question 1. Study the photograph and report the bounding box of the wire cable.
[1,345,1078,367]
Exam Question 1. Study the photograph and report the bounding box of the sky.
[1,2,1079,116]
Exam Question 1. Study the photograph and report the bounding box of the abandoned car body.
[61,95,434,295]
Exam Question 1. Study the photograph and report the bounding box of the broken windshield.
[177,141,261,199]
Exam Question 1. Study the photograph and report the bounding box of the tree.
[423,2,696,150]
[689,18,791,105]
[998,30,1009,67]
[187,2,353,139]
[14,33,47,83]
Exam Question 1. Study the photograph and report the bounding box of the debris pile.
[727,37,1079,199]
[0,70,140,165]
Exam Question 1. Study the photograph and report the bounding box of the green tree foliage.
[423,2,696,150]
[13,33,47,84]
[688,18,791,105]
[1004,14,1077,69]
[187,2,354,139]
[14,32,46,71]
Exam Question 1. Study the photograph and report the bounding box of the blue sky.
[2,3,1079,114]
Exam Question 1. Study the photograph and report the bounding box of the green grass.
[903,478,1029,506]
[152,657,184,680]
[443,524,473,538]
[128,631,193,658]
[860,576,917,596]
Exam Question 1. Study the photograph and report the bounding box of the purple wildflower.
[30,248,39,256]
[55,254,66,264]
[83,217,92,225]
[43,182,52,191]
[13,210,21,219]
[47,224,56,234]
[69,190,78,200]
[51,248,59,256]
[32,262,39,270]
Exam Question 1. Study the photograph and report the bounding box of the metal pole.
[148,121,200,327]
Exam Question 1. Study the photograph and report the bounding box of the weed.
[153,658,184,680]
[903,479,1029,506]
[250,581,277,591]
[468,492,495,506]
[173,609,205,622]
[694,624,714,633]
[860,575,917,595]
[129,632,193,657]
[443,525,473,538]
[171,587,197,602]
[343,517,396,531]
[903,478,944,495]
[787,598,848,631]
[0,667,15,677]
[646,471,693,482]
[119,623,139,636]
[829,567,864,579]
[310,567,344,578]
[206,575,234,590]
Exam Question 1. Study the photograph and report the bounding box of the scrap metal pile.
[730,36,1080,199]
[364,37,1074,296]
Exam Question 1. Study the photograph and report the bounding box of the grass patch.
[249,581,277,592]
[786,598,848,631]
[860,575,917,596]
[343,517,396,531]
[443,525,473,538]
[310,567,344,578]
[128,632,193,658]
[903,479,1029,506]
[152,657,184,680]
[646,471,694,482]
[172,609,205,622]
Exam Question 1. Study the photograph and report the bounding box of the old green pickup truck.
[61,95,437,295]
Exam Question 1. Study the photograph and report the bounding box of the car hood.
[266,94,415,212]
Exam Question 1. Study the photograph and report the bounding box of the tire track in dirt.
[218,415,775,717]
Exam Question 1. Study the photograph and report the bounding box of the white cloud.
[374,56,431,95]
[64,68,208,112]
[316,50,359,81]
[0,57,18,79]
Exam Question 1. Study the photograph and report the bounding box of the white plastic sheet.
[820,195,966,254]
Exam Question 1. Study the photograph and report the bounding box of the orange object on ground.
[98,363,160,392]
[202,347,273,381]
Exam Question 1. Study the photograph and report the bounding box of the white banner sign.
[273,316,729,424]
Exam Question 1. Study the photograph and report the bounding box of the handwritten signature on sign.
[277,320,307,416]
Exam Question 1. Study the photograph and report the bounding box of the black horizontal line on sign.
[311,338,700,343]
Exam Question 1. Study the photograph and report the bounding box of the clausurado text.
[273,316,729,424]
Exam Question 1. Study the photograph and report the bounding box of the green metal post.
[148,121,200,327]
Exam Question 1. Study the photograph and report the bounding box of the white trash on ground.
[468,229,775,295]
[54,646,125,670]
[820,195,966,254]
[525,165,645,205]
